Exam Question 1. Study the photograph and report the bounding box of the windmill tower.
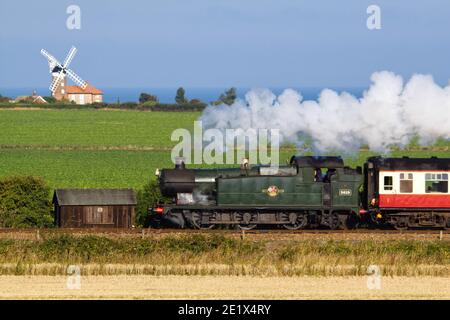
[41,46,87,100]
[51,67,67,100]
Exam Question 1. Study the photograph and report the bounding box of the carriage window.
[425,173,448,193]
[400,173,413,193]
[384,176,393,190]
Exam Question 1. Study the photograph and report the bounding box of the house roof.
[53,189,136,206]
[65,84,103,95]
[32,96,48,104]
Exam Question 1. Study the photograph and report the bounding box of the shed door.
[84,206,113,225]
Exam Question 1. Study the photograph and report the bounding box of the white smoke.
[199,71,450,153]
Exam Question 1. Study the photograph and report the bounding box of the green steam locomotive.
[151,156,363,230]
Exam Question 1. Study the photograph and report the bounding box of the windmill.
[40,46,87,99]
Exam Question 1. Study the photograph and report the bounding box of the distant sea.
[0,87,365,104]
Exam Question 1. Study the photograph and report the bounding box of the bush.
[135,180,168,227]
[141,100,158,108]
[118,102,139,109]
[43,96,57,103]
[147,103,206,112]
[91,102,109,109]
[0,176,53,228]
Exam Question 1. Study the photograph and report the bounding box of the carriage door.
[380,173,396,207]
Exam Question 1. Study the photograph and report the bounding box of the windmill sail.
[40,49,62,67]
[66,68,87,89]
[63,46,77,68]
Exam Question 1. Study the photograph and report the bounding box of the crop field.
[0,108,449,189]
[0,109,199,148]
[0,149,171,189]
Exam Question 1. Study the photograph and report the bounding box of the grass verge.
[0,234,448,276]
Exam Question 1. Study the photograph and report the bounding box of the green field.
[0,109,199,148]
[0,109,449,189]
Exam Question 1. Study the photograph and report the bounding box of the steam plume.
[199,71,450,153]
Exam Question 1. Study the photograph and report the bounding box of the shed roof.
[53,189,136,206]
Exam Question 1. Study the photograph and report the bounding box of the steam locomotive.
[150,156,450,230]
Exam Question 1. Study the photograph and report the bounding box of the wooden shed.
[53,189,136,228]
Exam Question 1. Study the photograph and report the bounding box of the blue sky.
[0,0,449,88]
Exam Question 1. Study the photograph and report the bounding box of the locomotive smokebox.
[159,169,195,197]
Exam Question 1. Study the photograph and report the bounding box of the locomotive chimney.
[174,157,186,170]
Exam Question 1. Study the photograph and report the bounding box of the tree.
[0,176,53,228]
[215,87,237,106]
[139,92,158,104]
[175,87,188,105]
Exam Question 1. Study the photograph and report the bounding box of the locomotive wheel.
[234,212,257,230]
[282,212,308,230]
[329,213,341,230]
[191,211,215,230]
[321,212,340,230]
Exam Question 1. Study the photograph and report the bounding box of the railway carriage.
[364,157,450,229]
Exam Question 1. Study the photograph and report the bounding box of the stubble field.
[0,275,448,299]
